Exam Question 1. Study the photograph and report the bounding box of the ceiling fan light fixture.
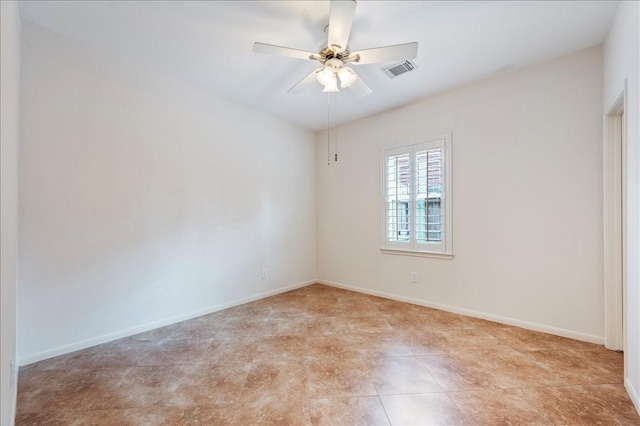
[316,66,335,87]
[321,74,339,92]
[338,66,357,88]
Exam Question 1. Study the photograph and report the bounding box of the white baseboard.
[19,279,315,366]
[626,378,640,416]
[317,279,604,345]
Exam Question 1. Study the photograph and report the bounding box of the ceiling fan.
[253,0,419,97]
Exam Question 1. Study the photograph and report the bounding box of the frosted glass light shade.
[322,74,339,92]
[338,67,357,88]
[317,67,335,86]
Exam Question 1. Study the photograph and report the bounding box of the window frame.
[380,133,453,259]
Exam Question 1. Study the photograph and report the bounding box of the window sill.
[380,248,454,259]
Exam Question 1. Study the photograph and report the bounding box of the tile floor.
[16,284,640,425]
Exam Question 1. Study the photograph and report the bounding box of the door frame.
[603,82,627,351]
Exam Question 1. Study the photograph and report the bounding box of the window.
[382,134,452,257]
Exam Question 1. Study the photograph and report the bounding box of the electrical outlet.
[261,269,268,279]
[411,272,418,283]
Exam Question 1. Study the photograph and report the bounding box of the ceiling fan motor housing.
[324,57,344,71]
[319,45,351,63]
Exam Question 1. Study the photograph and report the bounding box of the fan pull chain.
[326,93,339,164]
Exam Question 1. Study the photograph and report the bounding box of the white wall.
[603,0,640,412]
[18,23,316,364]
[1,2,21,423]
[317,47,604,342]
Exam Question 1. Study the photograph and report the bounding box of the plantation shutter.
[385,147,412,249]
[416,145,443,246]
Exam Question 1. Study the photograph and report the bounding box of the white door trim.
[603,83,627,351]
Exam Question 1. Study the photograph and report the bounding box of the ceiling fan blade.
[253,42,316,61]
[328,0,357,53]
[351,42,418,65]
[348,73,372,98]
[288,68,323,94]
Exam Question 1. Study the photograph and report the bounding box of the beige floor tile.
[352,332,414,357]
[309,396,390,425]
[513,385,624,425]
[254,335,310,361]
[404,329,502,355]
[232,393,312,426]
[106,365,194,409]
[581,383,640,425]
[417,353,494,392]
[478,349,568,389]
[241,358,309,398]
[306,315,354,336]
[308,334,370,360]
[308,357,377,398]
[173,361,251,405]
[380,393,467,425]
[486,326,599,352]
[448,388,552,425]
[527,349,623,385]
[346,315,394,333]
[370,356,443,395]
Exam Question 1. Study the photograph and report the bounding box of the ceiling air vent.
[380,60,417,79]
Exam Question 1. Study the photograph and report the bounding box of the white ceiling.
[19,1,617,131]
